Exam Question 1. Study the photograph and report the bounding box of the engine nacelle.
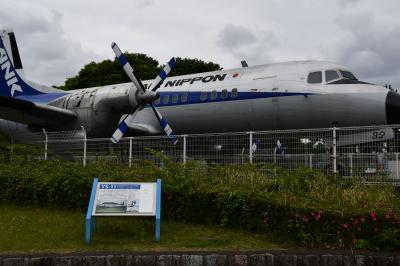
[136,90,159,103]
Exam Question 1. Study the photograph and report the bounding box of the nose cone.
[386,90,400,124]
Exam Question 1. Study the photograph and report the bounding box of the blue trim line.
[16,92,68,104]
[152,91,313,108]
[155,178,161,242]
[15,89,313,108]
[85,177,98,244]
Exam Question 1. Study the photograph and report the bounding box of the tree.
[60,53,160,90]
[59,54,221,90]
[169,57,221,77]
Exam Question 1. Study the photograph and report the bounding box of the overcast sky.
[1,0,400,88]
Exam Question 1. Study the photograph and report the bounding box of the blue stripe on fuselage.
[16,92,68,104]
[14,90,312,106]
[152,91,313,108]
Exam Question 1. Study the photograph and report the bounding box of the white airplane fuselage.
[0,60,398,139]
[3,29,399,140]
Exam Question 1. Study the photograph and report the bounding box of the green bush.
[0,157,399,250]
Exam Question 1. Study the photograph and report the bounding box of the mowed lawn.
[0,204,292,253]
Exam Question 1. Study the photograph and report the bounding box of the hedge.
[0,157,400,250]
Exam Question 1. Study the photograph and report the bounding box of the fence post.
[396,153,399,179]
[349,153,353,177]
[309,154,313,169]
[332,127,337,174]
[129,137,133,168]
[183,135,187,164]
[249,131,253,164]
[42,128,47,160]
[82,126,87,167]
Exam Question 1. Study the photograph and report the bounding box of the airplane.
[1,29,400,144]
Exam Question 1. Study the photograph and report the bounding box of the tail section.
[0,29,43,97]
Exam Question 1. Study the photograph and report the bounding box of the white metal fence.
[8,124,400,184]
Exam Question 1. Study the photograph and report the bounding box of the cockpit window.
[325,70,340,82]
[340,70,357,80]
[307,71,322,84]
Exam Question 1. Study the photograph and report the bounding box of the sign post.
[85,178,161,244]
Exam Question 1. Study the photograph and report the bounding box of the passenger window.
[181,92,188,103]
[172,94,178,104]
[162,95,170,104]
[307,71,322,84]
[200,91,207,101]
[231,88,238,98]
[221,89,228,99]
[325,70,339,82]
[210,90,217,100]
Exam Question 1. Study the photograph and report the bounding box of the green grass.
[0,204,293,254]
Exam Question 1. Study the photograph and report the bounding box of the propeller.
[110,42,177,144]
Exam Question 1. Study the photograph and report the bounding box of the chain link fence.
[8,124,400,185]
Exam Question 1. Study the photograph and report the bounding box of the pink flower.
[352,218,359,225]
[386,214,391,219]
[360,216,366,223]
[370,211,377,221]
[302,216,310,222]
[342,223,349,229]
[315,212,321,221]
[389,208,394,214]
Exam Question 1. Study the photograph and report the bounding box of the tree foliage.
[169,57,222,77]
[59,53,221,90]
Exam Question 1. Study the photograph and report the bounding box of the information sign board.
[92,182,156,216]
[85,178,161,244]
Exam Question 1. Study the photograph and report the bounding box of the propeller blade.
[147,58,176,92]
[110,43,178,145]
[150,104,178,145]
[110,103,144,143]
[111,42,145,92]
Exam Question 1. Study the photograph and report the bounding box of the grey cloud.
[322,13,400,86]
[0,2,100,86]
[217,24,278,65]
[339,0,360,6]
[136,0,155,8]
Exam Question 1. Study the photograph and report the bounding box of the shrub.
[0,157,399,250]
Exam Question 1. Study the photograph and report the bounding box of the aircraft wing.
[0,95,77,127]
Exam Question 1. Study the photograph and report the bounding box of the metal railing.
[8,124,400,185]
